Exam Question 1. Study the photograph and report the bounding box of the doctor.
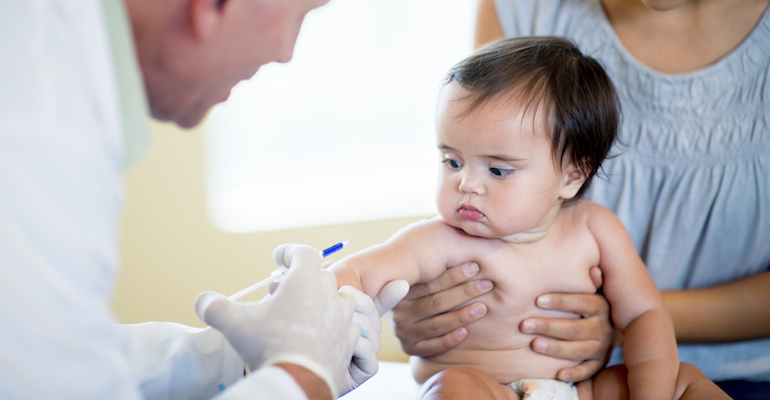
[0,0,408,399]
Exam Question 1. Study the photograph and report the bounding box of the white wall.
[113,120,424,362]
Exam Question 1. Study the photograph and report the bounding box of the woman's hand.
[391,264,614,382]
[520,293,614,381]
[390,262,494,357]
[520,266,614,382]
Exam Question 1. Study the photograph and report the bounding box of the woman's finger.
[394,302,487,356]
[405,262,481,300]
[535,292,608,317]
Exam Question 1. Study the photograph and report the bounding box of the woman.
[392,0,770,397]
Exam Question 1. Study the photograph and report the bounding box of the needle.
[227,240,351,301]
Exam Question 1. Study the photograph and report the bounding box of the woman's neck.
[602,0,769,73]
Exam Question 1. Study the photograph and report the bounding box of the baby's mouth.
[458,204,486,221]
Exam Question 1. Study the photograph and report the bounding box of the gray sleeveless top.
[494,0,770,381]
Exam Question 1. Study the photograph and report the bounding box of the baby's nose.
[458,171,484,195]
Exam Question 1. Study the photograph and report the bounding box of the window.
[206,0,476,232]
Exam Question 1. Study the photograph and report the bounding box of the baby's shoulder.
[563,200,617,224]
[390,216,493,257]
[387,216,494,272]
[565,201,629,241]
[393,216,469,242]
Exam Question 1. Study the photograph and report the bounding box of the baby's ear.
[559,165,587,200]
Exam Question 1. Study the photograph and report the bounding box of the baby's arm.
[587,204,678,399]
[329,217,459,301]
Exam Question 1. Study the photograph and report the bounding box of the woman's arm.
[475,0,504,48]
[608,271,770,346]
[664,270,770,342]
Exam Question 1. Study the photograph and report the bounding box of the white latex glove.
[269,266,410,316]
[338,286,381,393]
[335,280,409,390]
[373,280,410,317]
[265,263,409,393]
[195,244,359,399]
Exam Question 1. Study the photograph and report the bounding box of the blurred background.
[112,0,477,363]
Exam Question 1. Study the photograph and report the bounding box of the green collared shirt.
[101,0,150,169]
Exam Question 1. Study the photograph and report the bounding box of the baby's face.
[434,84,578,241]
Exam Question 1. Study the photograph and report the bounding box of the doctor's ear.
[189,0,228,40]
[559,165,587,200]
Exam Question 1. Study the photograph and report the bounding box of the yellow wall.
[112,120,419,362]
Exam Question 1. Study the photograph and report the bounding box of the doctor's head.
[125,0,329,128]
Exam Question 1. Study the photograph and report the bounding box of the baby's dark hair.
[446,36,619,201]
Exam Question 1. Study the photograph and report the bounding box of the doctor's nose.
[276,46,295,63]
[458,171,485,195]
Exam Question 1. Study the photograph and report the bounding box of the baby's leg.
[418,368,520,400]
[591,363,731,400]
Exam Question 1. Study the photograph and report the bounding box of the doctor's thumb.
[195,291,232,330]
[374,280,410,317]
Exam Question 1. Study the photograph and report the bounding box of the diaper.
[508,379,578,400]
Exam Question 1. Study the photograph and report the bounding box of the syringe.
[227,240,351,301]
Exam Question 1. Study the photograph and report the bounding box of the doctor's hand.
[195,244,365,399]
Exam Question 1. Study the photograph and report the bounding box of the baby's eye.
[442,158,463,169]
[489,167,514,177]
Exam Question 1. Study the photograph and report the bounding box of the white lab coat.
[0,0,308,398]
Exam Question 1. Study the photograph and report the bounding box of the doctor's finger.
[195,291,235,330]
[267,280,279,295]
[352,311,381,353]
[273,244,321,275]
[351,336,379,377]
[373,280,409,317]
[340,286,382,334]
[273,246,324,294]
[337,290,358,317]
[318,268,340,293]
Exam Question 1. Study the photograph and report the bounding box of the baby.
[330,37,679,399]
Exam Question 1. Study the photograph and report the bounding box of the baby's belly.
[408,232,599,385]
[409,295,583,385]
[410,346,579,385]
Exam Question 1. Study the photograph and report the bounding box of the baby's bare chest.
[480,239,599,301]
[445,230,601,348]
[414,212,605,382]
